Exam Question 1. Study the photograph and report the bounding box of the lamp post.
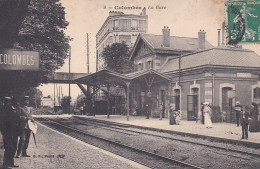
[179,51,182,85]
[211,72,215,106]
[69,45,71,114]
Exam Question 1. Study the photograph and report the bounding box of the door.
[174,89,180,111]
[187,95,198,121]
[160,90,165,117]
[222,87,233,123]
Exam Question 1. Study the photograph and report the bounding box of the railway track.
[36,117,203,169]
[72,116,260,159]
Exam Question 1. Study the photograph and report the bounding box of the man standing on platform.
[144,102,150,119]
[234,101,243,127]
[1,97,19,168]
[16,96,33,158]
[241,106,251,139]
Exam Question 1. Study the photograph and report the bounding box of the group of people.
[201,100,258,139]
[0,96,33,169]
[169,104,181,125]
[234,101,259,140]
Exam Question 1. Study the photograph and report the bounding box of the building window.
[146,60,153,69]
[139,20,146,31]
[113,20,119,30]
[254,87,260,99]
[192,88,199,95]
[119,19,131,30]
[119,35,131,43]
[132,19,138,30]
[108,21,113,31]
[138,62,143,71]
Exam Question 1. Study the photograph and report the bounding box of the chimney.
[162,26,170,47]
[140,7,146,15]
[217,29,221,47]
[221,21,226,46]
[198,29,206,49]
[109,11,124,16]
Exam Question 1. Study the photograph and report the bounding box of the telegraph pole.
[87,33,90,74]
[69,45,71,114]
[53,83,55,113]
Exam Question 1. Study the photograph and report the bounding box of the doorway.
[187,95,198,121]
[160,90,165,118]
[173,89,180,111]
[222,87,233,122]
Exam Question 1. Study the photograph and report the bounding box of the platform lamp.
[147,91,152,98]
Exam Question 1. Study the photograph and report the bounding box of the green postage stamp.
[227,0,260,44]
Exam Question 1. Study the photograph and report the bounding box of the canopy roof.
[75,69,171,86]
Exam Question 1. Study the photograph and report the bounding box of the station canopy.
[75,69,171,87]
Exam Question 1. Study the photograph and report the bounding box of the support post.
[53,83,55,113]
[106,83,110,118]
[126,81,131,121]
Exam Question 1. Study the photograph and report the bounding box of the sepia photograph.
[0,0,260,168]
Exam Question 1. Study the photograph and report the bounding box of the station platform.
[0,123,148,169]
[1,114,260,168]
[77,115,260,145]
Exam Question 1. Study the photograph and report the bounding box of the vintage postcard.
[0,0,260,168]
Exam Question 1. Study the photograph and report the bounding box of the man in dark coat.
[249,102,259,132]
[241,106,252,139]
[234,101,243,127]
[144,101,151,119]
[1,97,19,168]
[16,96,33,158]
[201,103,205,124]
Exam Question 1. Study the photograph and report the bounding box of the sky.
[38,0,260,100]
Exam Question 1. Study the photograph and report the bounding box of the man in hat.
[234,101,243,127]
[1,97,19,168]
[16,96,33,158]
[241,105,252,139]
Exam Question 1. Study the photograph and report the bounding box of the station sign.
[0,49,39,71]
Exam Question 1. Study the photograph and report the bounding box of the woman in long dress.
[203,103,213,128]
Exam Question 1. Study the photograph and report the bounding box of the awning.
[75,69,171,86]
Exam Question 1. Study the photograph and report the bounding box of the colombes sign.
[0,49,39,71]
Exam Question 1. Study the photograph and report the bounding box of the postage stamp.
[227,0,260,44]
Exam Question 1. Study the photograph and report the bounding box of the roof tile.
[141,34,213,51]
[161,48,260,73]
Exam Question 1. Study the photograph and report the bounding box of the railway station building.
[128,27,260,121]
[79,27,260,122]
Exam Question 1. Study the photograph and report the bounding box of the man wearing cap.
[234,101,243,127]
[1,97,19,168]
[16,96,33,158]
